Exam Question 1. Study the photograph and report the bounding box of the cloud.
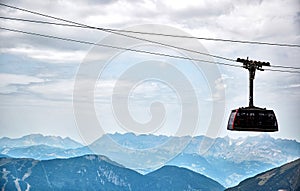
[0,73,44,94]
[1,0,299,60]
[287,84,300,88]
[1,46,86,64]
[94,79,180,104]
[0,0,299,141]
[27,79,74,100]
[23,78,174,103]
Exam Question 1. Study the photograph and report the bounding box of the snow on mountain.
[199,134,300,165]
[0,133,299,188]
[99,133,300,167]
[0,134,82,149]
[0,144,94,160]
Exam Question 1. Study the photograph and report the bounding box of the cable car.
[227,107,278,131]
[227,58,278,132]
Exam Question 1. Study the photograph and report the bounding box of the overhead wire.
[267,65,300,70]
[263,68,300,74]
[107,31,300,48]
[0,13,235,62]
[0,18,234,63]
[0,6,299,48]
[0,2,299,72]
[0,16,84,28]
[0,27,242,68]
[1,17,300,70]
[2,26,300,74]
[2,20,300,72]
[1,16,300,71]
[0,3,235,62]
[2,16,300,71]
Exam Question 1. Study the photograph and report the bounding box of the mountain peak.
[147,165,225,191]
[257,133,272,139]
[0,134,82,149]
[81,154,124,168]
[226,158,300,191]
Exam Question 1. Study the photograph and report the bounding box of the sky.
[0,0,299,144]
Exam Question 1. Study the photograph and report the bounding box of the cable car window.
[228,111,236,127]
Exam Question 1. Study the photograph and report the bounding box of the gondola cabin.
[227,107,278,132]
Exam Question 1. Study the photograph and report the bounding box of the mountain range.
[0,134,82,149]
[0,154,225,191]
[0,133,299,188]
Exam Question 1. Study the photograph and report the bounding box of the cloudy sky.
[0,0,299,144]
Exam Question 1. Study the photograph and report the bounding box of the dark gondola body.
[227,107,278,132]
